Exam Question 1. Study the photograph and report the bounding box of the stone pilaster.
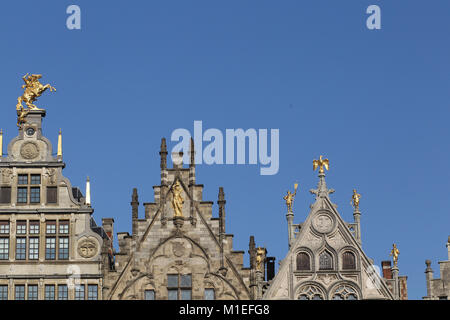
[353,209,362,245]
[286,212,294,249]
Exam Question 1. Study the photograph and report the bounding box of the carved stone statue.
[283,182,298,213]
[171,180,184,218]
[390,243,400,267]
[351,189,361,210]
[16,74,56,127]
[256,247,266,272]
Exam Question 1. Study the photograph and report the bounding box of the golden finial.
[0,129,3,158]
[86,176,91,207]
[351,189,362,210]
[283,182,298,213]
[313,155,329,174]
[390,243,400,267]
[57,128,62,158]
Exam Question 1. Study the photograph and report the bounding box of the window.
[75,285,85,300]
[30,187,40,203]
[47,187,57,204]
[15,285,25,300]
[296,252,311,271]
[58,285,68,300]
[144,290,155,300]
[439,296,448,300]
[0,187,11,204]
[29,221,39,234]
[319,251,333,270]
[15,238,26,260]
[297,285,324,300]
[88,285,98,300]
[167,274,192,300]
[45,237,56,260]
[46,221,56,234]
[0,238,9,260]
[30,174,41,185]
[204,288,215,300]
[342,252,356,270]
[45,285,55,300]
[17,174,41,204]
[29,237,39,260]
[58,237,69,260]
[16,221,27,234]
[59,221,69,234]
[28,285,38,300]
[0,221,9,234]
[17,187,28,203]
[18,174,28,185]
[0,285,8,300]
[332,284,358,300]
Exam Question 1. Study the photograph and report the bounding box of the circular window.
[26,127,35,136]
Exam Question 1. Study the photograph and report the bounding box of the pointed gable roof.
[264,166,394,300]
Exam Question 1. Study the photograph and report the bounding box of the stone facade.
[0,110,111,300]
[423,236,450,300]
[263,170,408,300]
[102,140,265,300]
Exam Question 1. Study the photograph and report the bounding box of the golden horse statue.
[16,74,56,127]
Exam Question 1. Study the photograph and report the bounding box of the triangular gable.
[264,192,393,300]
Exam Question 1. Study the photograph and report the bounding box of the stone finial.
[190,137,195,167]
[131,188,139,204]
[425,260,431,268]
[160,138,168,169]
[249,236,256,268]
[218,187,225,204]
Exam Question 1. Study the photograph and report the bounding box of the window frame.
[167,273,192,300]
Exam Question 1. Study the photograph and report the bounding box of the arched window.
[342,251,356,270]
[331,284,358,300]
[296,252,310,271]
[319,251,333,270]
[297,285,324,300]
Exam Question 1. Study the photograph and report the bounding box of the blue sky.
[1,1,449,299]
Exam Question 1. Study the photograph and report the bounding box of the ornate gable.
[104,139,261,300]
[264,160,393,300]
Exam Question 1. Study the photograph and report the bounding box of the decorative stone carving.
[172,242,186,257]
[44,168,57,185]
[20,141,40,160]
[77,238,98,258]
[316,274,338,286]
[1,169,14,185]
[312,212,334,234]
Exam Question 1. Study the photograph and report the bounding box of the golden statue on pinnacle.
[283,182,298,213]
[16,74,56,127]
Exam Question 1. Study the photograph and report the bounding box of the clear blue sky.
[1,1,449,300]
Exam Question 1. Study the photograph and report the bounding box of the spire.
[57,128,62,160]
[0,129,3,158]
[160,138,167,170]
[131,188,139,239]
[86,176,91,207]
[218,187,227,275]
[309,155,334,199]
[190,137,195,167]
